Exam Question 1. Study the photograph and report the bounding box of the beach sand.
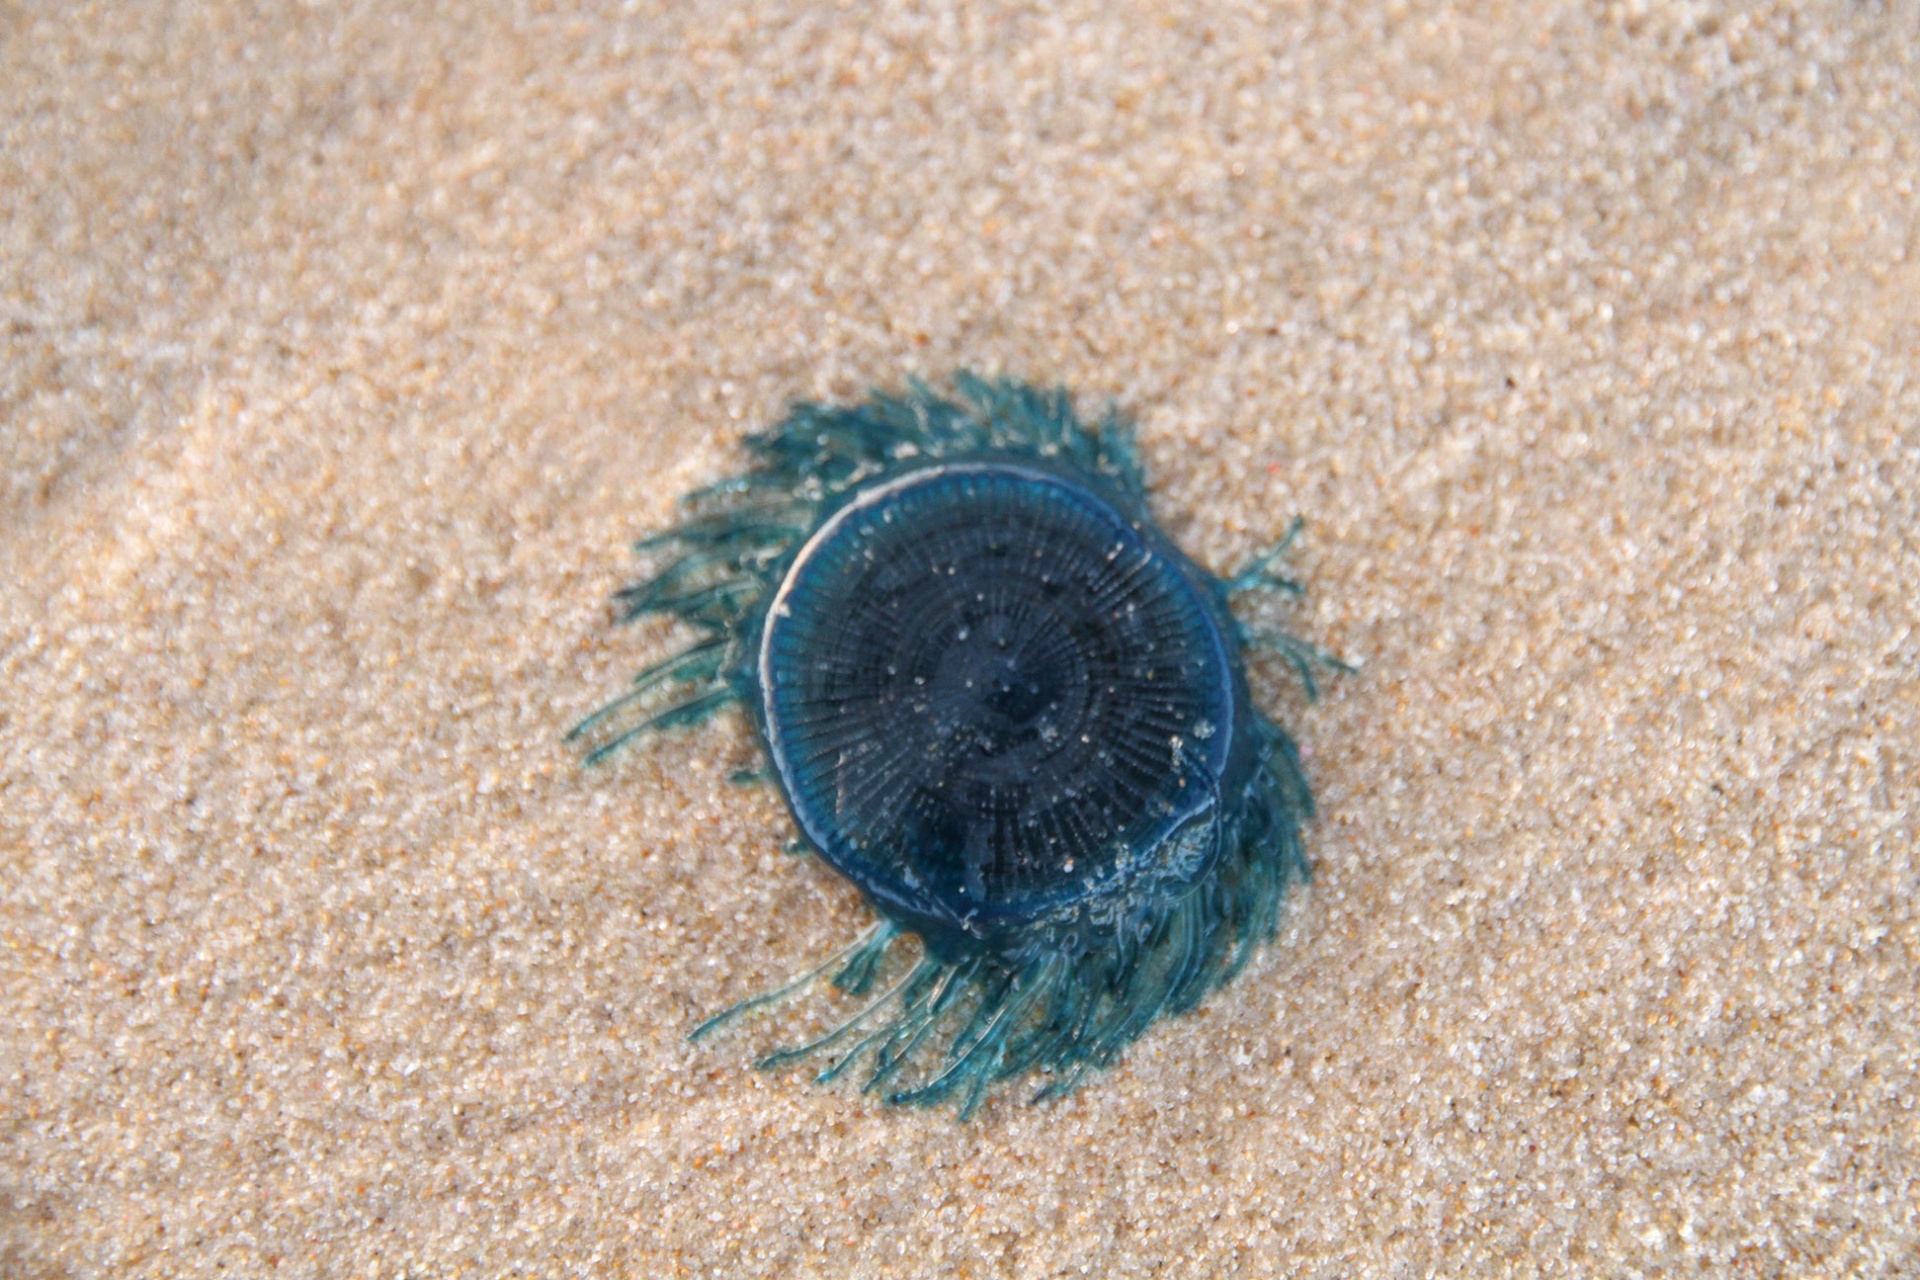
[3,1,1916,1275]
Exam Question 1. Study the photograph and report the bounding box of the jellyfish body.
[574,375,1337,1116]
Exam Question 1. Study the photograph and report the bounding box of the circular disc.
[757,461,1238,937]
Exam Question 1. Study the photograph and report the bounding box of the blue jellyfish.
[573,374,1345,1118]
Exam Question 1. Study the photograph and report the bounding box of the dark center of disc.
[758,462,1235,928]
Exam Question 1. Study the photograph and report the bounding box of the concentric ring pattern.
[759,464,1235,925]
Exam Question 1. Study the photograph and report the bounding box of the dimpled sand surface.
[3,2,1918,1276]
